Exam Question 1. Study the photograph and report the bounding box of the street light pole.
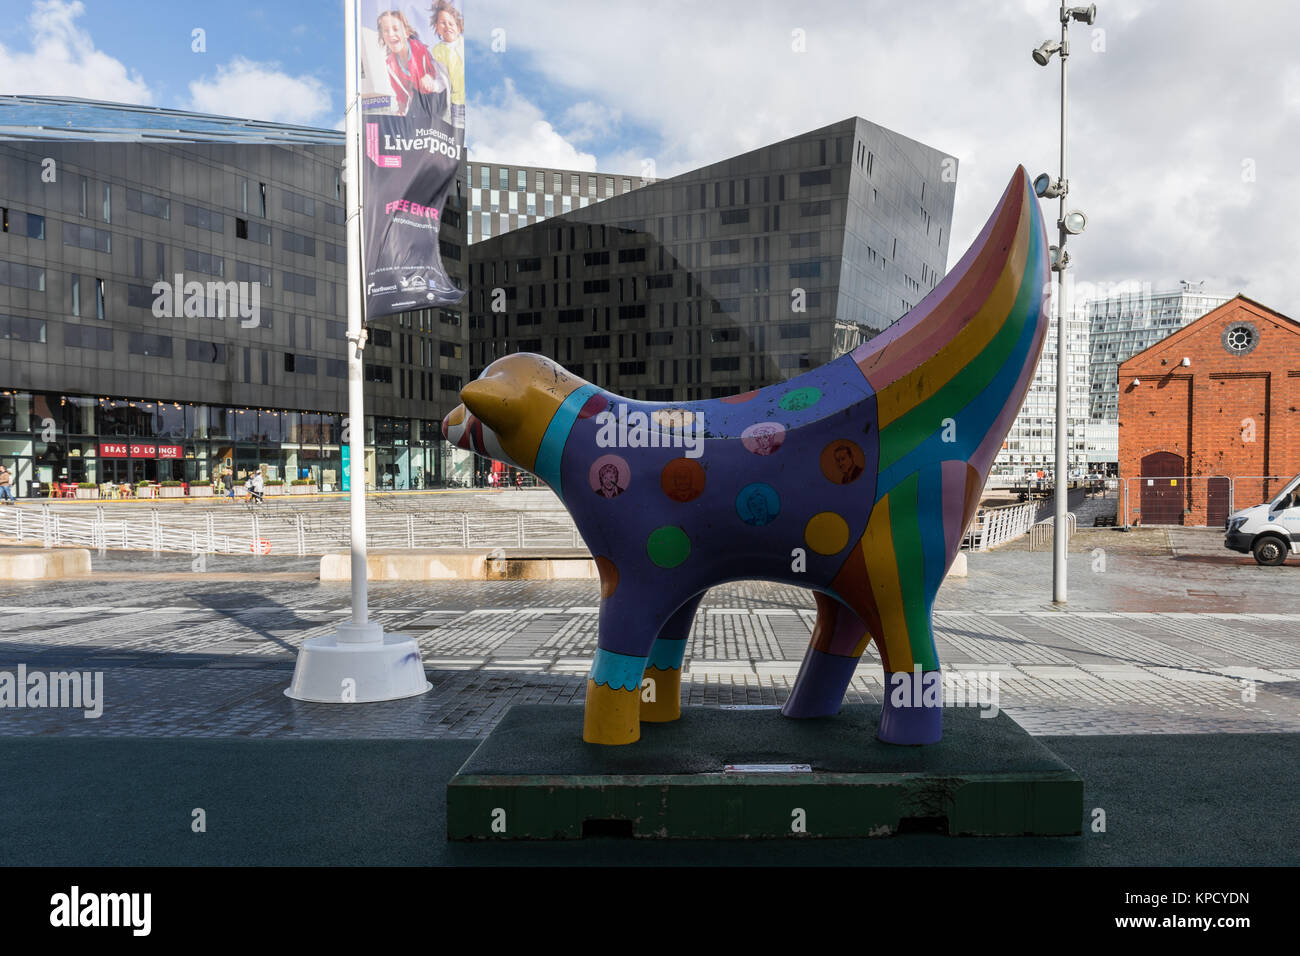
[1053,4,1070,605]
[1033,2,1096,604]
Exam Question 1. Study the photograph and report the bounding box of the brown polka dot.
[595,555,619,599]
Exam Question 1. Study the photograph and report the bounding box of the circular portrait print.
[779,386,822,412]
[660,458,707,503]
[735,483,780,527]
[820,440,866,485]
[588,454,631,500]
[740,421,786,456]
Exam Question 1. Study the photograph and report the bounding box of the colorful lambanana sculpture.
[442,167,1050,746]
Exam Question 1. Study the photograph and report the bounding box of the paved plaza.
[1,526,1297,740]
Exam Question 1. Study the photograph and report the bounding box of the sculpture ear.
[461,378,524,435]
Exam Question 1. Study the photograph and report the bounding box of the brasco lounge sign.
[99,443,183,459]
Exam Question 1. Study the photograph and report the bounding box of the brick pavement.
[0,534,1296,739]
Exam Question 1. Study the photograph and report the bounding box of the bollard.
[297,513,306,556]
[407,513,415,550]
[517,512,524,547]
[42,504,51,549]
[206,513,216,553]
[151,509,161,554]
[462,512,469,548]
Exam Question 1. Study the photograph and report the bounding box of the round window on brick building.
[1221,322,1258,356]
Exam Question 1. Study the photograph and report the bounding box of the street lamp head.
[1067,4,1098,25]
[1032,40,1062,65]
[1062,209,1088,235]
[1034,173,1065,198]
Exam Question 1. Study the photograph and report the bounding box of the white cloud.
[186,57,333,126]
[470,0,1300,315]
[467,79,597,169]
[561,101,622,143]
[0,0,152,103]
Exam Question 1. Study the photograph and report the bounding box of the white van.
[1224,473,1300,566]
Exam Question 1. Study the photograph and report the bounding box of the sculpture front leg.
[639,594,703,723]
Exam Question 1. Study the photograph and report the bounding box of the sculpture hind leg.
[829,468,965,744]
[783,593,872,718]
[640,593,703,723]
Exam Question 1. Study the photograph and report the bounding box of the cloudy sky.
[1,0,1296,314]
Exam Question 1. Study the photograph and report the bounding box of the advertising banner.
[358,1,467,319]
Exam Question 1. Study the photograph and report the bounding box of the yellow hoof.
[639,666,682,723]
[582,680,641,745]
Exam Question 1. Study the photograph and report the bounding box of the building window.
[63,222,112,253]
[126,188,170,220]
[282,272,315,296]
[498,167,509,190]
[0,261,45,291]
[184,249,225,277]
[0,314,46,343]
[185,204,225,233]
[128,331,172,357]
[282,189,315,217]
[282,230,316,256]
[1221,322,1258,355]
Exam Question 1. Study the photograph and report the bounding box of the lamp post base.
[285,625,432,703]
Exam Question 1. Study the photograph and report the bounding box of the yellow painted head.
[450,353,588,472]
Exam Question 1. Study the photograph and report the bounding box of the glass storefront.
[0,389,469,497]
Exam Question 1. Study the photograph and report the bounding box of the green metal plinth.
[447,704,1083,840]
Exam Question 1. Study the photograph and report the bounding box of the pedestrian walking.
[0,465,14,505]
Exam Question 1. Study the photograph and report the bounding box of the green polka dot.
[779,386,822,411]
[647,526,691,568]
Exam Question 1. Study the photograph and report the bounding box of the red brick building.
[1118,295,1300,526]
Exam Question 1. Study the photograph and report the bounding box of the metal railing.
[0,503,584,556]
[1029,512,1076,551]
[963,502,1037,552]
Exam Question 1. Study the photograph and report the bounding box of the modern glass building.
[0,96,470,496]
[991,302,1091,480]
[464,160,650,243]
[464,117,956,400]
[1086,281,1233,421]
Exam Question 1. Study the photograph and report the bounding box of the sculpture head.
[441,352,587,474]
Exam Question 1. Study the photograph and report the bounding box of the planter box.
[159,486,184,498]
[263,484,284,496]
[75,487,100,500]
[290,484,314,495]
[135,487,156,499]
[190,486,213,497]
